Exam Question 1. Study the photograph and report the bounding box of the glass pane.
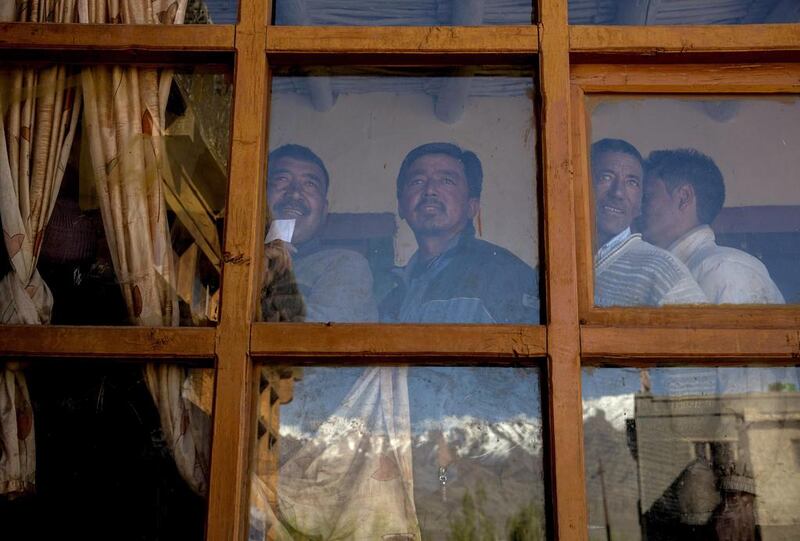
[261,68,541,324]
[569,0,800,24]
[583,365,800,541]
[249,365,546,540]
[273,0,535,25]
[0,64,232,325]
[588,96,799,307]
[0,360,214,540]
[1,0,237,24]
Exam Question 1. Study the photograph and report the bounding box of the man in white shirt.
[640,148,784,304]
[591,139,706,307]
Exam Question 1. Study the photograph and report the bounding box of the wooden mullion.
[205,1,269,540]
[0,326,215,358]
[266,25,538,64]
[570,24,800,58]
[571,62,800,92]
[582,307,800,328]
[0,22,235,51]
[539,0,587,540]
[251,323,546,357]
[582,327,800,359]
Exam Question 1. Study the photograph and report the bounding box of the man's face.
[592,150,643,246]
[398,153,479,240]
[267,156,328,245]
[641,175,683,249]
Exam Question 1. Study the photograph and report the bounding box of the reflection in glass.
[0,65,231,326]
[185,0,239,23]
[249,365,545,540]
[0,0,238,24]
[0,361,212,540]
[569,0,800,25]
[589,97,800,307]
[273,0,535,26]
[583,366,800,541]
[261,69,541,324]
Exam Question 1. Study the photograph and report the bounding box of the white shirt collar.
[668,225,715,263]
[597,227,632,262]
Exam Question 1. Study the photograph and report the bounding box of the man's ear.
[677,183,694,212]
[467,198,480,219]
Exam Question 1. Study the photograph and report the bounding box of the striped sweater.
[595,234,708,307]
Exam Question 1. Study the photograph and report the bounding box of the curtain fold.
[0,0,81,497]
[250,367,419,540]
[76,0,210,496]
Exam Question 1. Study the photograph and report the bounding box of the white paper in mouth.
[265,219,295,244]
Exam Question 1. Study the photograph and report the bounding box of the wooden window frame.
[1,1,799,540]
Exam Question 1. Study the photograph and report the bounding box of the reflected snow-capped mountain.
[582,393,634,432]
[279,414,543,459]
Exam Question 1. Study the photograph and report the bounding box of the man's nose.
[608,177,624,198]
[286,179,304,198]
[423,177,440,195]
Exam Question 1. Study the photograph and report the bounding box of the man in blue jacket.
[380,142,539,324]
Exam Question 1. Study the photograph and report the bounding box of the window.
[1,1,798,541]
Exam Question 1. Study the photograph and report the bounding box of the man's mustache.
[415,197,445,212]
[274,199,310,216]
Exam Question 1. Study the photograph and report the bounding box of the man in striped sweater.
[591,139,706,307]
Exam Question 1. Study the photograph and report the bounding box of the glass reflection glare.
[582,366,800,541]
[273,0,535,26]
[569,0,800,25]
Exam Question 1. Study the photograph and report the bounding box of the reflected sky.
[583,366,800,401]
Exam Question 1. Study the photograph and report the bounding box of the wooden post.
[538,0,588,539]
[205,0,269,539]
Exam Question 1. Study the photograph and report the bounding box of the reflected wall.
[583,365,800,541]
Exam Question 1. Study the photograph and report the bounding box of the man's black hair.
[645,148,726,225]
[268,144,330,193]
[590,138,643,175]
[396,142,483,199]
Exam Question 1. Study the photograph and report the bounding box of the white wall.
[590,97,800,207]
[269,87,539,267]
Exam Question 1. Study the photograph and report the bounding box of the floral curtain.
[77,0,211,495]
[0,0,81,497]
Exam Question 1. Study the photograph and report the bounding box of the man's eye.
[270,176,290,187]
[443,177,456,185]
[598,173,614,184]
[627,178,641,188]
[304,180,320,191]
[409,178,425,186]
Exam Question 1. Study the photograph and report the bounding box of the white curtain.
[0,0,81,497]
[250,367,420,540]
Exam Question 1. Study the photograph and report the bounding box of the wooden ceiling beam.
[613,0,661,25]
